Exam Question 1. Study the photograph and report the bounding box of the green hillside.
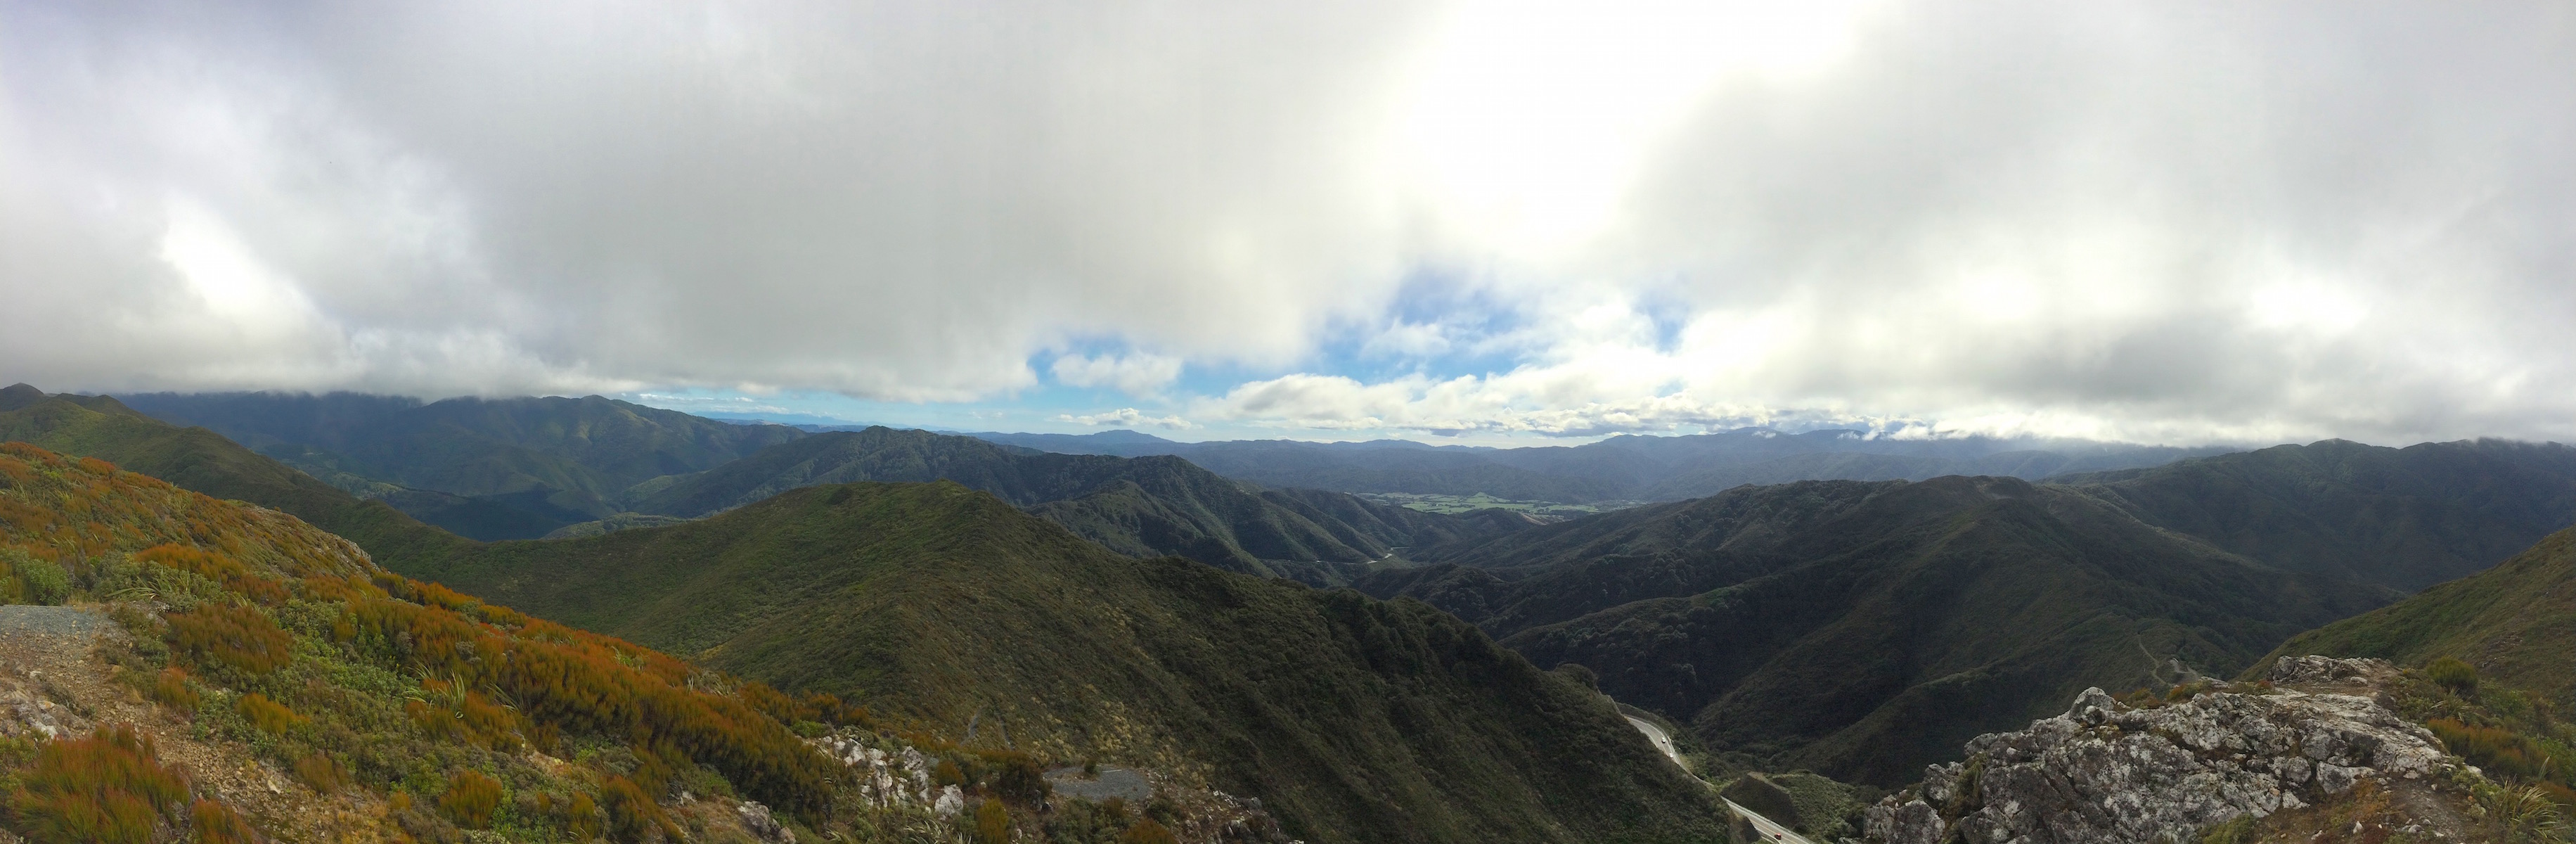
[2262,525,2576,703]
[636,427,1514,584]
[405,481,1730,844]
[1373,475,2393,786]
[0,385,471,567]
[2061,438,2576,590]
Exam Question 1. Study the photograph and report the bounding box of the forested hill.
[398,479,1732,844]
[1364,475,2395,786]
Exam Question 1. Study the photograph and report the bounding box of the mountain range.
[104,391,1527,584]
[18,382,2576,840]
[1363,475,2397,786]
[0,388,1732,842]
[970,426,2237,503]
[1359,437,2576,786]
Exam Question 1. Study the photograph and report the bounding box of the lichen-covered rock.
[1864,658,2454,844]
[735,800,794,843]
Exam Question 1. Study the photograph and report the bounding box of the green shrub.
[2428,657,2479,694]
[2197,814,2258,844]
[1121,818,1178,844]
[983,749,1050,805]
[16,555,68,605]
[976,798,1012,844]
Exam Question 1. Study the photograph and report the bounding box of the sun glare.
[1398,0,1876,255]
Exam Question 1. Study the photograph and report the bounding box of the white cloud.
[1055,408,1196,430]
[0,1,2572,444]
[1050,352,1184,397]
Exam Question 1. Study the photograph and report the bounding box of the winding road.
[1623,715,1817,844]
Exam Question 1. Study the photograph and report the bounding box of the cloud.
[1050,352,1183,397]
[0,1,2572,444]
[1055,409,1196,430]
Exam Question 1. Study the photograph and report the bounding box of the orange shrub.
[7,725,189,844]
[136,544,288,605]
[439,769,504,829]
[166,603,294,674]
[236,693,307,735]
[291,753,347,794]
[567,791,603,840]
[2427,718,2557,782]
[603,775,680,842]
[149,667,200,711]
[350,591,835,814]
[189,799,259,844]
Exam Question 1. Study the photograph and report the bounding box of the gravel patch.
[1045,766,1153,803]
[0,605,113,638]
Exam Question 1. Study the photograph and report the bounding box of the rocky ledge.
[1863,657,2457,844]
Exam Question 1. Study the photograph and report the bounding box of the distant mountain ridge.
[0,385,470,565]
[636,427,1524,584]
[970,427,2234,503]
[117,390,805,538]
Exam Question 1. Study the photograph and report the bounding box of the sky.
[4,1,2572,446]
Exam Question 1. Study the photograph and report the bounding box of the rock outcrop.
[1864,657,2457,843]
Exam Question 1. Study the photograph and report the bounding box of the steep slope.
[2262,525,2576,703]
[0,441,839,842]
[0,385,470,566]
[400,481,1732,844]
[636,427,1514,584]
[2062,438,2576,590]
[1370,476,2393,787]
[117,391,806,537]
